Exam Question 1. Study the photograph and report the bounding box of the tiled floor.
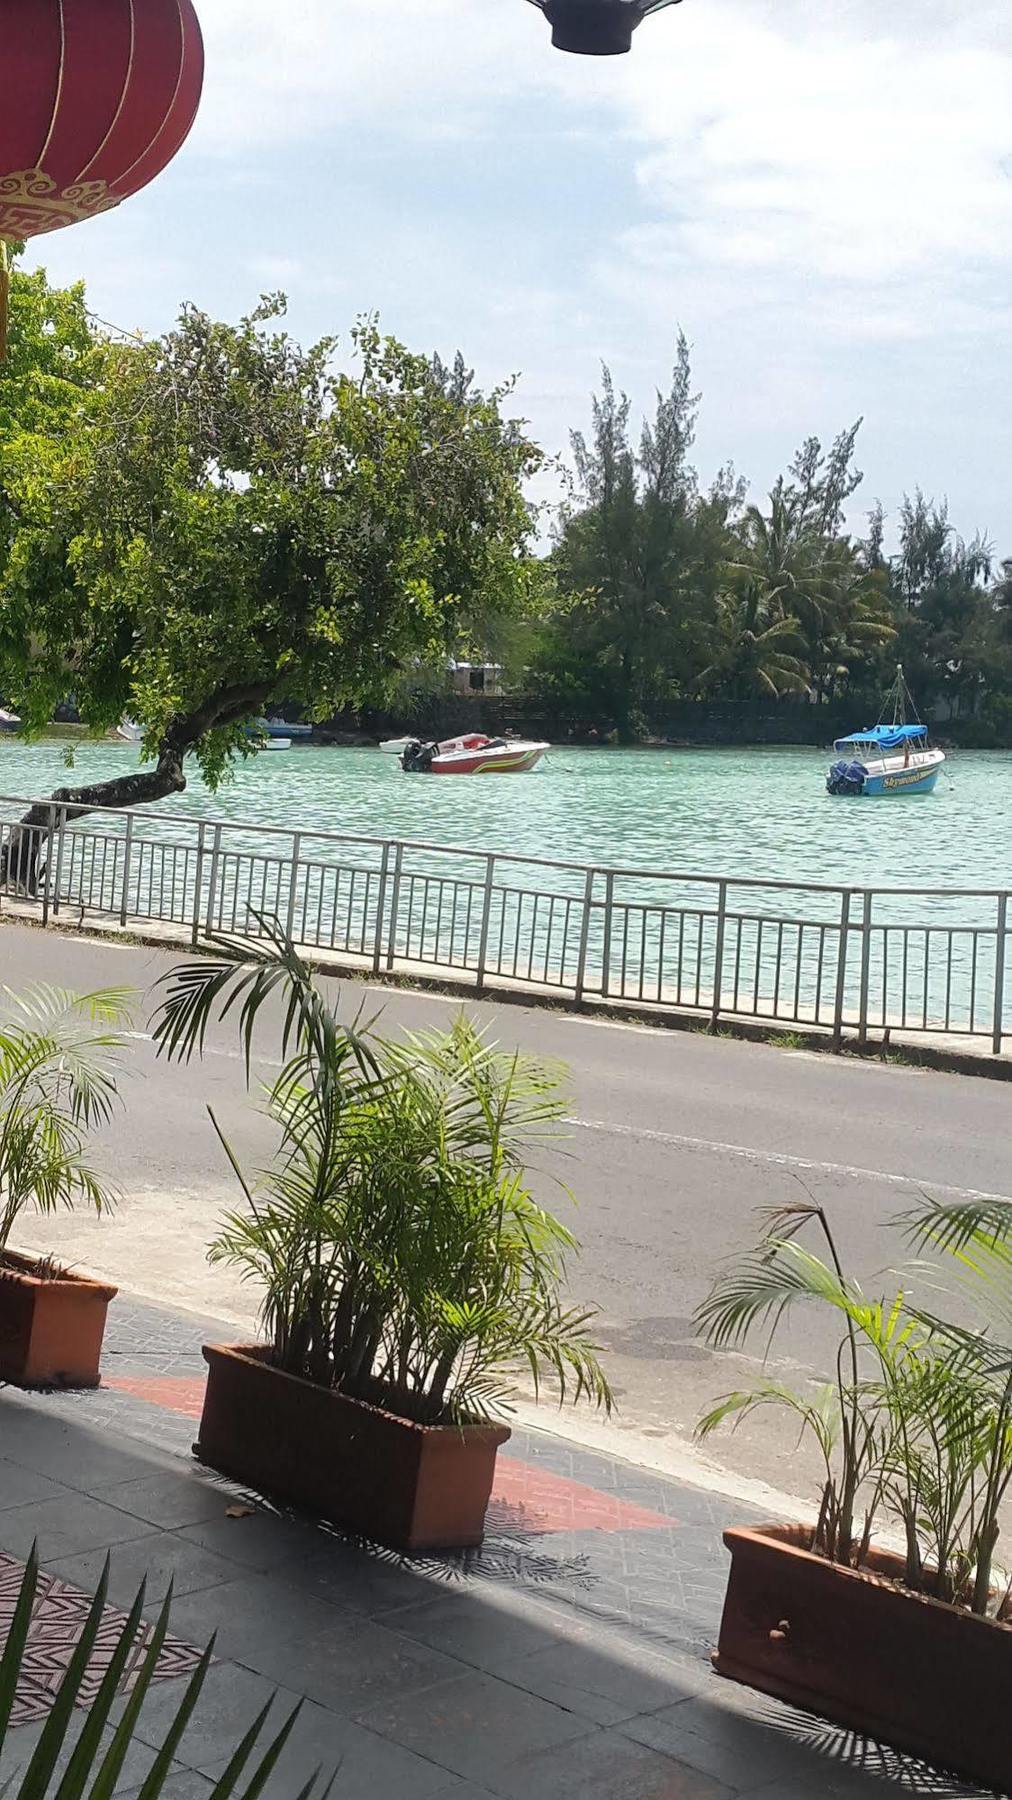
[0,1552,203,1725]
[0,1294,992,1798]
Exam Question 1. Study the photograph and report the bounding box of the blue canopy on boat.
[834,723,928,749]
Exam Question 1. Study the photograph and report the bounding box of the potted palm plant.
[695,1200,1012,1794]
[151,925,611,1551]
[0,985,130,1387]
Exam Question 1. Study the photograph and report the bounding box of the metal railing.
[0,794,1008,1053]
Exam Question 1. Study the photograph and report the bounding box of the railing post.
[601,871,615,998]
[993,892,1008,1057]
[119,813,134,928]
[574,867,596,1003]
[475,854,496,993]
[372,842,391,975]
[205,824,222,934]
[51,804,68,917]
[857,889,872,1045]
[710,879,727,1030]
[191,822,206,948]
[286,832,301,943]
[40,804,56,927]
[832,889,851,1049]
[385,843,404,971]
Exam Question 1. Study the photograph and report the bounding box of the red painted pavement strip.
[106,1374,206,1420]
[104,1373,674,1534]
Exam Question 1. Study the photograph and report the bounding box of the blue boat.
[826,670,944,796]
[827,724,944,796]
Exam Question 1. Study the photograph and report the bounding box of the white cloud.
[193,0,1012,336]
[25,0,1012,539]
[605,1,1012,308]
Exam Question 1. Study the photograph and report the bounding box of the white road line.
[567,1115,1012,1208]
[122,1026,1008,1209]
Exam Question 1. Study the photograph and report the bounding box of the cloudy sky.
[26,0,1012,549]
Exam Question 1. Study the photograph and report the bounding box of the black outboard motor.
[401,740,436,772]
[826,758,868,796]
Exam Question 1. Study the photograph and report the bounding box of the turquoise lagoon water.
[0,737,1007,893]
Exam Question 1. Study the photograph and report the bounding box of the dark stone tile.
[0,1461,72,1511]
[285,1538,448,1617]
[164,1571,349,1659]
[94,1471,232,1530]
[204,1706,465,1799]
[495,1637,702,1726]
[427,1789,493,1800]
[0,1494,157,1562]
[0,1717,190,1792]
[176,1510,324,1572]
[484,1727,736,1799]
[119,1773,215,1800]
[621,1695,827,1791]
[128,1661,293,1770]
[233,1610,469,1715]
[387,1591,587,1676]
[0,1408,172,1489]
[355,1671,591,1783]
[47,1530,242,1607]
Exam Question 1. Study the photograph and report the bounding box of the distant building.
[448,660,504,697]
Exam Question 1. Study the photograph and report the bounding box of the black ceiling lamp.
[528,0,684,56]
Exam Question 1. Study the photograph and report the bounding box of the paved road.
[5,920,1010,1503]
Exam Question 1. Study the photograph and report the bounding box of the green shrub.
[152,922,611,1425]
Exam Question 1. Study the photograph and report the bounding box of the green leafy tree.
[0,263,100,606]
[891,493,994,718]
[0,291,542,879]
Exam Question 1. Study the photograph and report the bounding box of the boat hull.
[862,766,940,796]
[431,745,547,774]
[827,747,945,796]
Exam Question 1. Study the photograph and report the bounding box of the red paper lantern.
[0,0,204,348]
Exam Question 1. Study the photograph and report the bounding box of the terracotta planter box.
[0,1251,117,1388]
[715,1523,1012,1793]
[195,1343,511,1552]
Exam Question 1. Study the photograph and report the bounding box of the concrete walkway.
[0,1292,985,1799]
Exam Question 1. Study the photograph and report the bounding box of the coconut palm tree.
[694,581,810,700]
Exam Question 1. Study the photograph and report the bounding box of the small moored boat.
[257,717,312,740]
[401,732,549,775]
[826,668,944,796]
[116,718,143,743]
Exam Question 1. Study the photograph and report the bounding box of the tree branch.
[1,678,274,893]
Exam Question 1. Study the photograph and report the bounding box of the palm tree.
[695,581,810,700]
[804,543,896,702]
[0,984,131,1254]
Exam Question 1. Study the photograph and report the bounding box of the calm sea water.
[0,738,1008,892]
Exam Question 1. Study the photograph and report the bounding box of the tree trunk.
[0,681,272,896]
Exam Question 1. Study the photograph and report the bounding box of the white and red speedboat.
[401,733,548,775]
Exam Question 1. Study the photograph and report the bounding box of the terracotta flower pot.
[715,1523,1012,1793]
[0,1251,117,1388]
[195,1344,511,1552]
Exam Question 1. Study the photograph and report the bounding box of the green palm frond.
[697,1380,841,1467]
[0,1552,329,1799]
[0,984,131,1253]
[695,1236,863,1352]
